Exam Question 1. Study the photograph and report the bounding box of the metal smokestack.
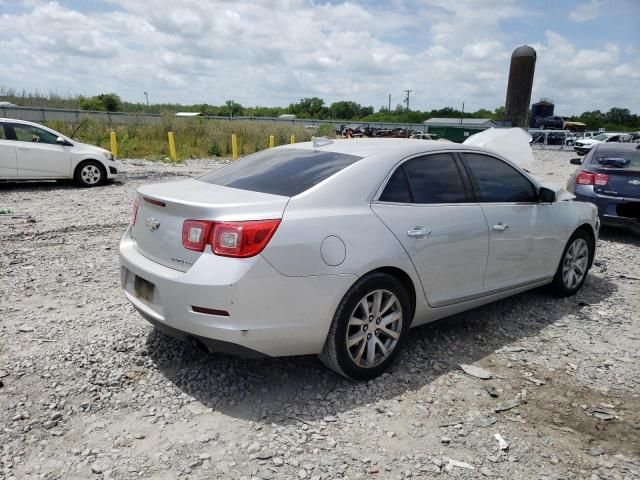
[505,45,536,128]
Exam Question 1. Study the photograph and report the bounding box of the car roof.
[279,138,484,159]
[0,118,40,126]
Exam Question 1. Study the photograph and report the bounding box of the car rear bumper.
[119,230,356,357]
[574,188,640,234]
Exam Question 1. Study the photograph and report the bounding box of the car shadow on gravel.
[599,227,640,247]
[0,180,123,191]
[146,274,617,425]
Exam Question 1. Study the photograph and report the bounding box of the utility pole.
[388,94,391,112]
[461,101,464,125]
[404,90,412,111]
[143,91,149,112]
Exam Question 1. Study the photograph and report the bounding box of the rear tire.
[74,160,105,187]
[319,272,411,380]
[551,229,594,297]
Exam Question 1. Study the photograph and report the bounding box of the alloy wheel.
[346,289,403,368]
[562,238,589,289]
[81,165,102,185]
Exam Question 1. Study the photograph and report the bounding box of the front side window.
[10,124,59,145]
[379,153,467,204]
[463,153,537,203]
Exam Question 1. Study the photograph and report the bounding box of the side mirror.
[56,136,66,144]
[570,158,582,165]
[539,187,556,203]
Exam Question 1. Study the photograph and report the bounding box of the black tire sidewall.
[553,230,594,296]
[332,273,411,380]
[75,160,105,188]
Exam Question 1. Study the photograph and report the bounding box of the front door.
[8,123,71,178]
[372,152,489,307]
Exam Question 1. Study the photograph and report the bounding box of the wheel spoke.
[354,339,366,364]
[366,337,376,365]
[381,311,401,326]
[379,295,396,316]
[375,337,389,357]
[372,291,382,316]
[359,298,370,318]
[347,332,365,348]
[379,326,399,340]
[349,316,365,326]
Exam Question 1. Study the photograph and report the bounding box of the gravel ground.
[1,150,639,480]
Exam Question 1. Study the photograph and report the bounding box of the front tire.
[551,230,594,297]
[75,160,105,187]
[319,273,411,380]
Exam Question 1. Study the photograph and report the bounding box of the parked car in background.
[573,132,631,155]
[567,143,640,234]
[410,133,451,142]
[0,118,118,187]
[535,115,565,129]
[120,138,598,380]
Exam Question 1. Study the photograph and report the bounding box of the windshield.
[592,134,609,141]
[591,148,640,168]
[198,148,363,196]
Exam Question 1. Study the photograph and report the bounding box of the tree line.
[1,88,638,131]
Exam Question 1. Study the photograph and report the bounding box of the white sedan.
[0,118,119,187]
[120,138,599,380]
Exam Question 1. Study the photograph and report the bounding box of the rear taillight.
[181,219,280,258]
[576,171,608,186]
[131,199,139,226]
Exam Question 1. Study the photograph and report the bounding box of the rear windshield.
[591,148,640,168]
[198,148,362,196]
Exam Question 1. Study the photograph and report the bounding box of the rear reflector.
[576,171,609,186]
[191,306,230,317]
[143,196,166,207]
[181,219,281,257]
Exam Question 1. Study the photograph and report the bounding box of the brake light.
[181,219,280,257]
[576,171,608,186]
[131,199,139,226]
[182,220,213,251]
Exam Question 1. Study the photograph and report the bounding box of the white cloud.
[569,0,601,22]
[0,0,637,114]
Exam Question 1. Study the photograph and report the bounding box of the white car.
[120,138,599,380]
[410,133,450,141]
[573,132,631,155]
[0,118,119,186]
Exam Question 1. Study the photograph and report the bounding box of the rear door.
[9,123,71,178]
[460,152,564,291]
[371,152,489,307]
[0,123,18,178]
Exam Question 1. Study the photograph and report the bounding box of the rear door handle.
[492,223,510,232]
[407,227,431,238]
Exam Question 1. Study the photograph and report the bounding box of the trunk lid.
[592,167,640,199]
[131,179,289,271]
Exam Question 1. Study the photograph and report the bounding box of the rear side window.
[463,153,537,203]
[379,153,468,204]
[0,124,6,140]
[198,148,362,197]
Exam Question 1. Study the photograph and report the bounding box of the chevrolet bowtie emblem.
[145,217,160,231]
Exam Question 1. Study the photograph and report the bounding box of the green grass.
[45,115,321,161]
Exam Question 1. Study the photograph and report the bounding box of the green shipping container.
[425,126,488,143]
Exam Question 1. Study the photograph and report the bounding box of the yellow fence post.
[110,130,118,157]
[269,135,275,148]
[168,131,177,161]
[231,133,238,160]
[290,134,295,144]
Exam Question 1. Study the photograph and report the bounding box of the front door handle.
[492,223,510,232]
[407,227,431,238]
